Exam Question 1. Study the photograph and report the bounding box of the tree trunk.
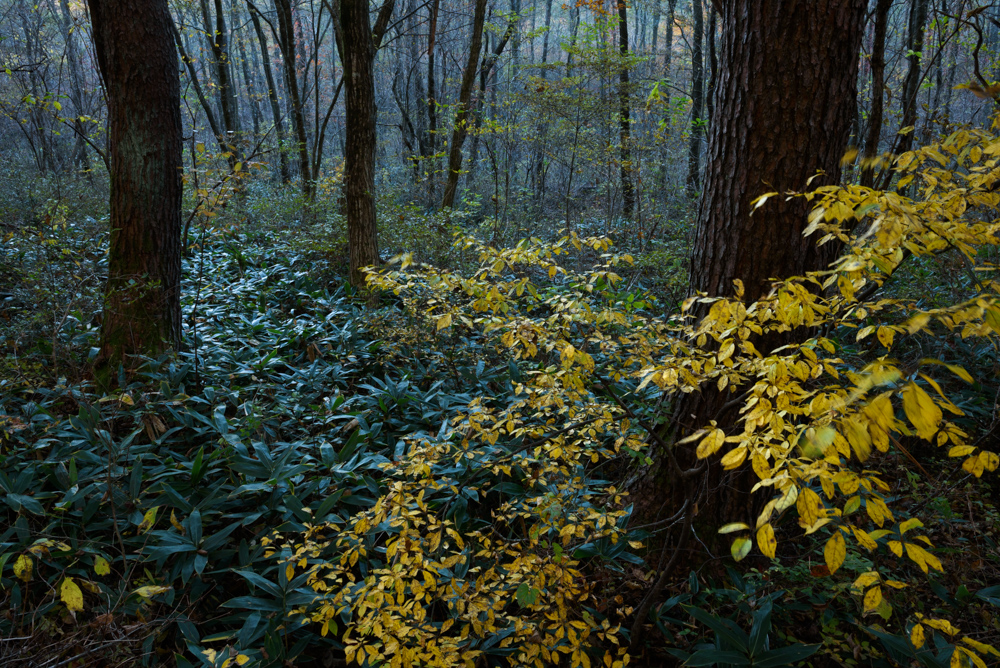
[275,0,313,195]
[685,0,705,196]
[638,0,867,556]
[342,0,396,288]
[656,0,675,190]
[441,0,489,208]
[57,0,93,174]
[861,0,891,189]
[706,4,717,122]
[899,0,929,156]
[88,0,183,381]
[248,2,291,182]
[425,0,441,200]
[690,0,865,305]
[617,0,634,219]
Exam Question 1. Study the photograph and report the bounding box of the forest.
[2,0,1000,666]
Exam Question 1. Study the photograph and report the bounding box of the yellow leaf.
[911,624,926,648]
[138,507,159,533]
[961,637,1000,658]
[60,577,84,612]
[853,527,877,551]
[948,445,977,458]
[721,446,747,470]
[14,554,32,582]
[863,586,882,613]
[170,510,185,532]
[436,312,453,331]
[951,648,971,668]
[730,536,752,561]
[757,523,776,559]
[286,563,295,581]
[924,618,960,636]
[718,523,751,534]
[796,487,823,528]
[876,326,894,349]
[853,571,880,591]
[94,555,110,576]
[236,655,250,666]
[133,585,171,599]
[695,429,726,459]
[901,383,942,441]
[904,542,943,573]
[825,531,846,575]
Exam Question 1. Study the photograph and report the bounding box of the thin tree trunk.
[248,2,291,182]
[861,0,891,189]
[618,0,634,218]
[899,0,929,156]
[657,0,675,190]
[275,0,313,195]
[425,0,441,199]
[685,0,704,196]
[442,0,489,208]
[57,0,93,174]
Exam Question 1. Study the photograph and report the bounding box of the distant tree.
[441,0,488,209]
[88,0,183,381]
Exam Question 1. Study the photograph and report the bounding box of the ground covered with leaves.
[3,129,1000,668]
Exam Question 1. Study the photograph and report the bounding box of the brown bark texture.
[633,0,867,562]
[342,0,395,288]
[88,0,183,377]
[689,0,866,305]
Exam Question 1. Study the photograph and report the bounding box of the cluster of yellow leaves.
[275,122,1000,666]
[10,537,170,616]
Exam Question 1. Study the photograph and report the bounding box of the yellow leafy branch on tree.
[271,119,1000,667]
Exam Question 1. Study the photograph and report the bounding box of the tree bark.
[861,0,892,189]
[425,0,441,200]
[617,0,635,219]
[88,0,183,381]
[636,0,867,559]
[899,0,929,156]
[685,0,704,196]
[690,0,866,305]
[441,0,488,208]
[342,0,396,288]
[275,0,313,195]
[248,1,291,182]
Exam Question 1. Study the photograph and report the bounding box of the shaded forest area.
[3,0,1000,666]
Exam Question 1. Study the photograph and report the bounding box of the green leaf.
[515,582,539,607]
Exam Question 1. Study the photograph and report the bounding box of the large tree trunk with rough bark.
[88,0,183,382]
[690,0,866,305]
[342,0,395,289]
[635,0,866,584]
